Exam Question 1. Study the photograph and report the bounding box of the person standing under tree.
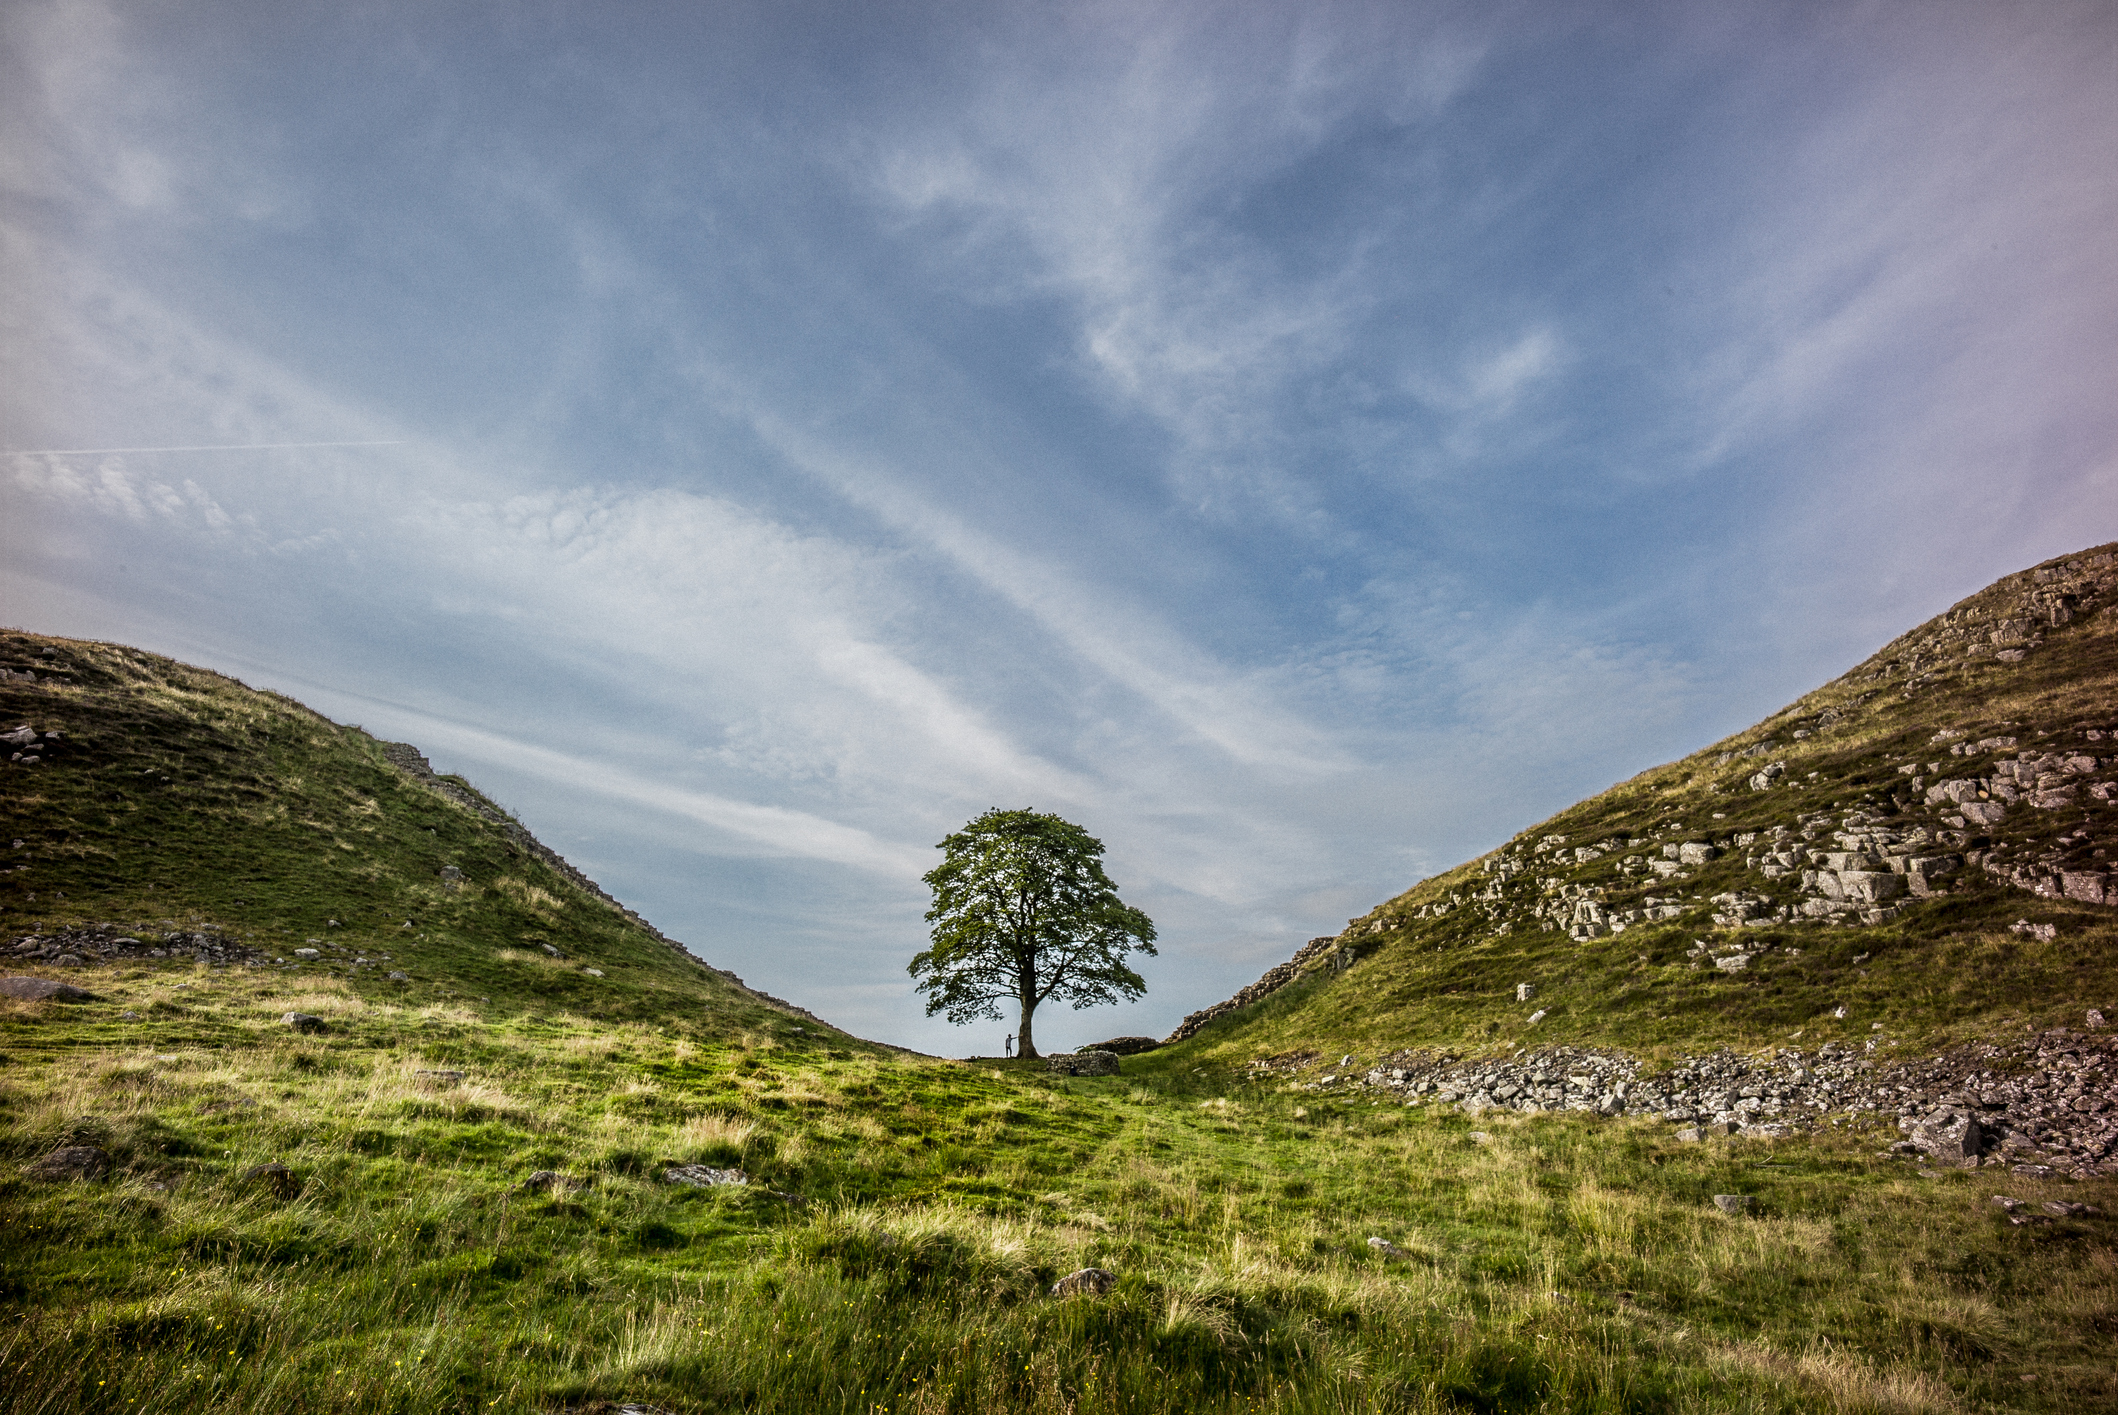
[1004,1033,1014,1057]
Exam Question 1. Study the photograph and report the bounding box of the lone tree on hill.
[909,808,1155,1059]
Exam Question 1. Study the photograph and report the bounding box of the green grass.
[6,548,2118,1414]
[5,976,2116,1413]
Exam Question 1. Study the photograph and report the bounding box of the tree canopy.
[908,808,1155,1059]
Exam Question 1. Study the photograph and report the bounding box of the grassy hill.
[4,551,2116,1415]
[1169,542,2118,1066]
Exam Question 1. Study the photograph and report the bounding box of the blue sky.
[4,0,2113,1051]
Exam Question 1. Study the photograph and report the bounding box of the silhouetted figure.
[1004,1034,1015,1057]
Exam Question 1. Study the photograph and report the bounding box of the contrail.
[4,440,406,455]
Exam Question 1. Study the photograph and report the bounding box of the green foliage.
[910,808,1155,1057]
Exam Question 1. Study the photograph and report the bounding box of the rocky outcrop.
[1278,1023,2118,1177]
[1165,936,1340,1043]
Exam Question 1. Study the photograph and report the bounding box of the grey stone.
[1678,842,1719,865]
[664,1165,747,1188]
[387,970,408,981]
[0,976,98,1002]
[1045,1051,1121,1076]
[2011,1163,2054,1178]
[1051,1267,1117,1297]
[522,1170,584,1194]
[1961,801,2008,825]
[293,948,319,960]
[1909,1111,1983,1166]
[414,1069,465,1089]
[2061,871,2109,905]
[1712,1194,1754,1215]
[27,1146,109,1182]
[282,1012,327,1034]
[1836,871,1904,904]
[1675,1126,1706,1143]
[1516,983,1534,1002]
[1367,1236,1409,1258]
[51,954,86,967]
[540,943,562,958]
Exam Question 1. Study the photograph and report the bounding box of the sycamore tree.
[909,808,1155,1059]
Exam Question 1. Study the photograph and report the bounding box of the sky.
[3,0,2114,1053]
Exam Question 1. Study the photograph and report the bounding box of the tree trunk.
[1018,999,1038,1059]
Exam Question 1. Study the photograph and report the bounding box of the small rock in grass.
[414,1069,465,1089]
[51,954,86,967]
[2011,1163,2054,1178]
[242,1162,302,1198]
[1712,1195,1754,1215]
[28,1146,109,1182]
[293,948,320,960]
[583,968,604,978]
[282,1012,326,1034]
[2043,1201,2095,1218]
[120,1010,138,1020]
[522,1170,584,1194]
[1367,1236,1408,1258]
[1675,1126,1706,1143]
[387,970,408,981]
[1051,1267,1116,1298]
[1991,1196,2024,1210]
[1468,1131,1492,1144]
[540,943,562,958]
[663,1165,747,1188]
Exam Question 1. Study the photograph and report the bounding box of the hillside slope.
[0,630,836,1037]
[1160,545,2118,1144]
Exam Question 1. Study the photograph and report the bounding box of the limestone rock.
[1367,1236,1409,1258]
[1051,1267,1116,1297]
[282,1012,327,1034]
[1712,1194,1754,1215]
[664,1165,747,1188]
[1906,1110,1983,1166]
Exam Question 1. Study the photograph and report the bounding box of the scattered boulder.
[293,948,320,960]
[1080,1035,1159,1055]
[282,1012,327,1034]
[1045,1051,1121,1077]
[663,1165,747,1188]
[27,1146,110,1182]
[50,954,87,967]
[1051,1267,1116,1297]
[1905,1109,1983,1166]
[242,1162,302,1198]
[0,976,99,1002]
[1712,1195,1754,1215]
[387,971,408,981]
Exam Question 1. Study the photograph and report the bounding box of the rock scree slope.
[1167,543,2118,1174]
